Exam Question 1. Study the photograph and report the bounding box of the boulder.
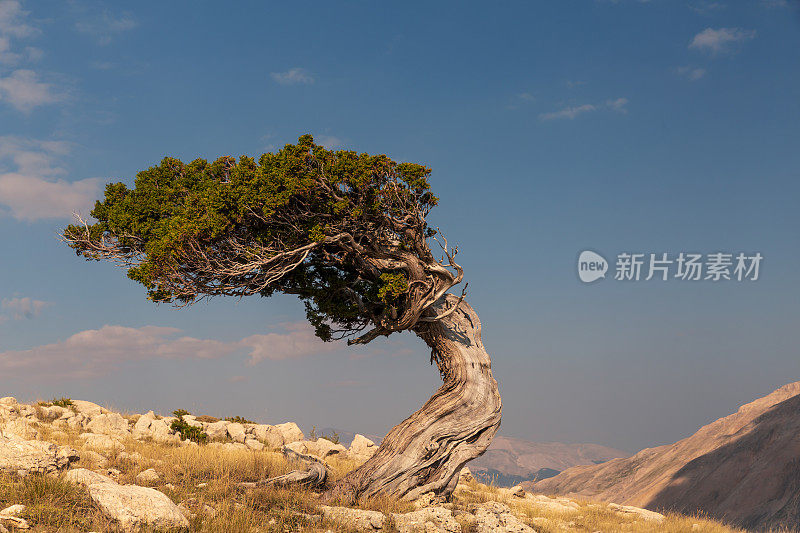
[607,503,665,522]
[244,438,264,451]
[274,422,304,443]
[87,413,130,436]
[392,506,462,533]
[81,450,109,468]
[147,419,179,444]
[135,468,160,484]
[320,505,386,531]
[226,422,246,443]
[283,441,308,455]
[78,433,124,453]
[253,424,284,448]
[0,429,78,475]
[349,434,377,460]
[205,421,229,440]
[473,502,535,533]
[310,438,347,458]
[1,419,39,440]
[65,468,188,531]
[70,400,108,417]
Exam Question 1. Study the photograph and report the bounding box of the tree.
[63,135,501,502]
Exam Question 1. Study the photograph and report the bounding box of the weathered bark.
[325,294,502,502]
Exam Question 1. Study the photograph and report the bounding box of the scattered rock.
[135,468,160,484]
[205,420,229,440]
[245,438,265,451]
[311,438,347,458]
[320,505,386,531]
[78,433,124,453]
[607,503,665,522]
[274,422,304,443]
[253,424,284,447]
[81,450,109,467]
[0,429,78,475]
[87,413,130,437]
[393,506,461,533]
[0,505,24,517]
[2,419,39,440]
[473,502,535,533]
[65,468,188,531]
[70,400,107,418]
[226,422,246,443]
[348,434,377,460]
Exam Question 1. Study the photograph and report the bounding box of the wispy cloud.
[540,97,629,121]
[689,1,726,14]
[676,65,707,81]
[271,67,314,85]
[689,27,756,55]
[316,135,344,149]
[0,136,103,221]
[606,97,629,113]
[0,69,61,111]
[0,1,38,39]
[1,296,52,320]
[540,104,597,121]
[74,10,137,45]
[0,322,344,378]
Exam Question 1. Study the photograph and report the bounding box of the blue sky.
[0,0,798,452]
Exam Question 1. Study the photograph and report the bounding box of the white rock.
[65,468,188,531]
[608,503,665,522]
[393,506,462,533]
[81,450,109,467]
[135,468,160,484]
[0,430,77,474]
[1,419,39,440]
[244,438,264,451]
[226,422,246,443]
[311,438,347,458]
[283,441,308,455]
[87,413,130,436]
[474,502,535,533]
[79,433,124,453]
[253,424,284,448]
[71,400,108,417]
[0,505,25,517]
[320,505,386,531]
[205,420,229,440]
[274,422,304,443]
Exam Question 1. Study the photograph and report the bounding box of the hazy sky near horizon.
[1,0,799,453]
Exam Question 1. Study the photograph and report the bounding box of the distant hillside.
[529,382,800,531]
[466,436,628,487]
[322,429,628,488]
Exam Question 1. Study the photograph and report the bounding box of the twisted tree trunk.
[325,294,502,502]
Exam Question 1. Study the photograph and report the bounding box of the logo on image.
[578,250,608,283]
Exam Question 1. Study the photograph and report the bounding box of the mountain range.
[528,382,800,531]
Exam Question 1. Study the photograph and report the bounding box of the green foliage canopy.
[64,136,461,343]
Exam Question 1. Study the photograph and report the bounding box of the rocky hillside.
[0,395,741,532]
[469,436,628,486]
[529,382,800,531]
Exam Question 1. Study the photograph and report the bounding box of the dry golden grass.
[1,420,748,532]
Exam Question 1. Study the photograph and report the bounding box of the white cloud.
[0,322,343,378]
[676,66,707,81]
[241,322,339,363]
[1,297,52,319]
[539,104,597,121]
[74,11,137,45]
[689,27,756,55]
[0,136,103,221]
[606,97,629,113]
[316,135,344,149]
[0,0,37,39]
[0,69,62,111]
[271,67,314,85]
